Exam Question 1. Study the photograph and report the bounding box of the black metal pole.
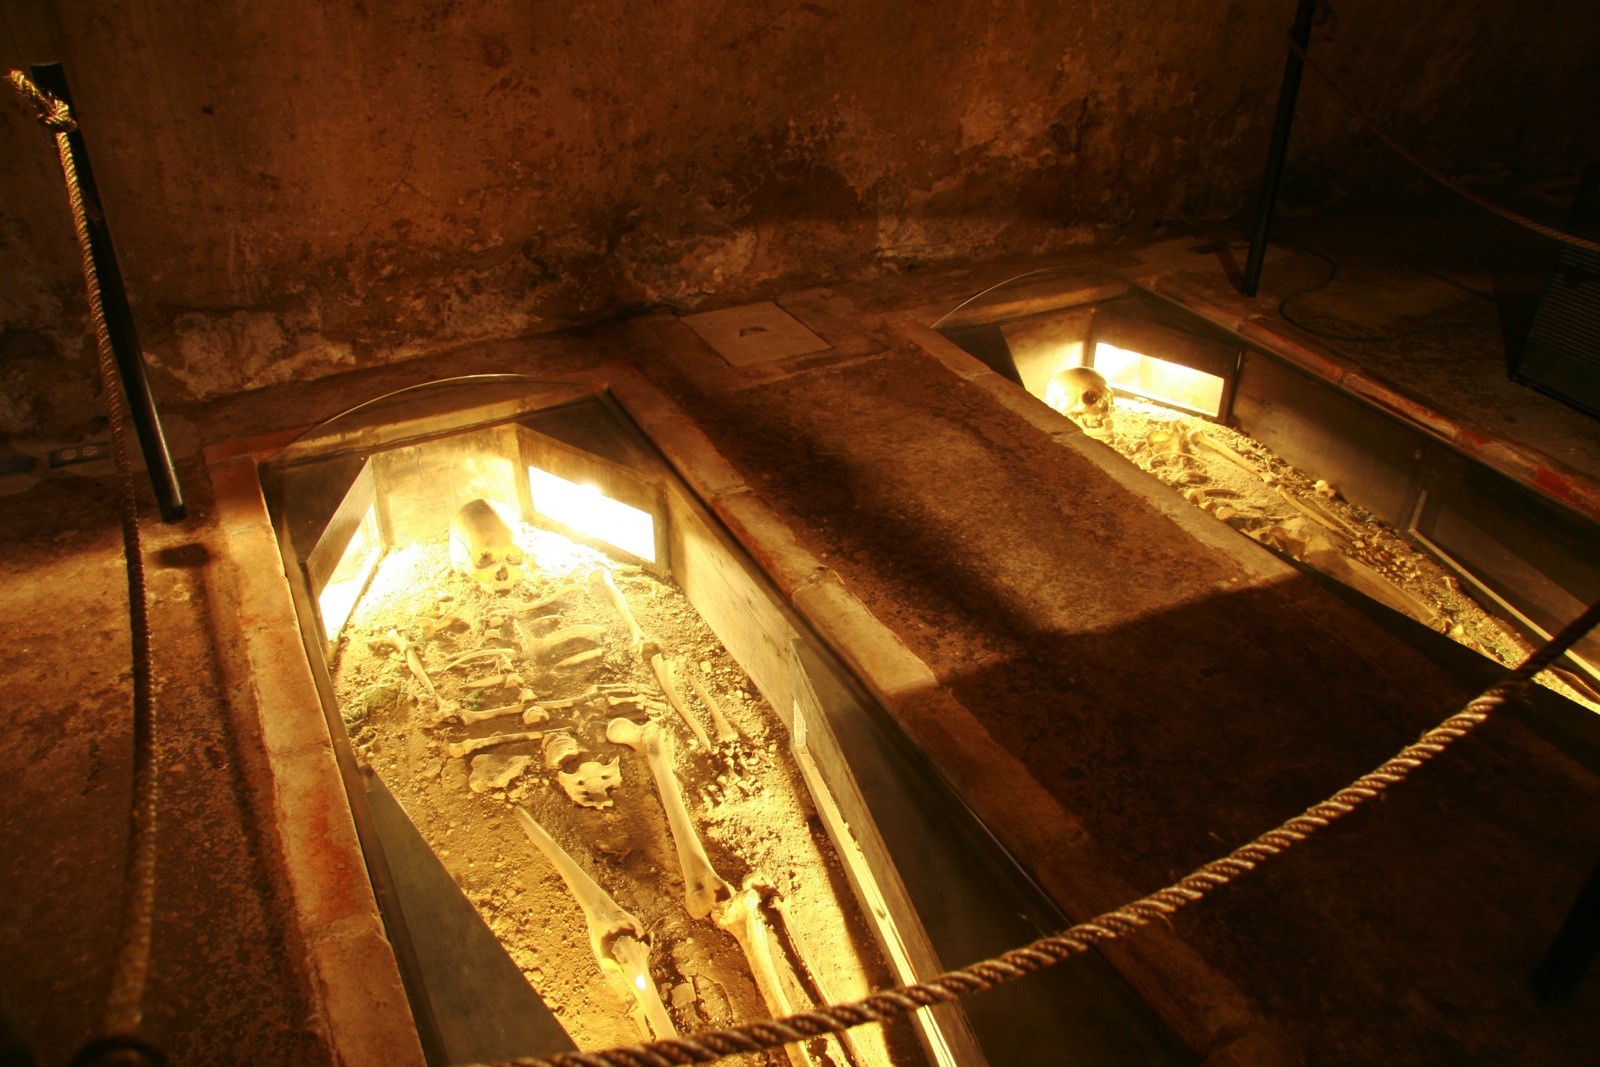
[1241,0,1320,298]
[28,62,186,524]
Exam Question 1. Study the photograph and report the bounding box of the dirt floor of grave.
[333,525,918,1064]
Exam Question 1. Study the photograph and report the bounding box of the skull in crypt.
[449,498,526,592]
[1045,365,1115,436]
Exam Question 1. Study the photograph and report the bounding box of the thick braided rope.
[498,594,1600,1067]
[7,70,160,1044]
[6,69,76,131]
[1287,36,1600,256]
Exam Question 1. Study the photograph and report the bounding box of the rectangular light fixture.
[1092,341,1226,417]
[528,465,657,562]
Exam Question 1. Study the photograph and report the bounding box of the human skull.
[1045,366,1114,435]
[448,498,526,592]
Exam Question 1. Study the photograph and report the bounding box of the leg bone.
[514,807,677,1040]
[650,653,713,750]
[606,717,729,918]
[684,667,741,744]
[606,718,819,1067]
[713,882,817,1067]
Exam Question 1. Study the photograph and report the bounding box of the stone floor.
[3,192,1599,1066]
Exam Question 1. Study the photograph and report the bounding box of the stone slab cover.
[680,301,831,366]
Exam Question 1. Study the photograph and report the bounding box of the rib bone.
[605,717,813,1067]
[506,583,583,615]
[530,624,607,664]
[606,717,729,917]
[514,807,677,1040]
[536,686,602,710]
[447,730,545,759]
[553,647,605,671]
[441,647,517,672]
[464,672,524,690]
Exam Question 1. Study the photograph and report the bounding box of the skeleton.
[446,729,546,759]
[1044,365,1114,435]
[449,498,527,592]
[605,716,814,1067]
[514,807,677,1040]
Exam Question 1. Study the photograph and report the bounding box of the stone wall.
[2,0,1597,434]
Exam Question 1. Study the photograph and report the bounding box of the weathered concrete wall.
[2,1,1597,435]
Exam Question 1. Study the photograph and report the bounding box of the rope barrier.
[6,70,161,1054]
[496,593,1600,1067]
[1286,36,1600,256]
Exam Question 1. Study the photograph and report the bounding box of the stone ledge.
[207,455,425,1067]
[782,573,1282,1062]
[1145,270,1600,525]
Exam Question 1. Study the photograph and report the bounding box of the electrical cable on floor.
[500,593,1600,1067]
[7,71,165,1066]
[1286,33,1600,257]
[1274,237,1501,344]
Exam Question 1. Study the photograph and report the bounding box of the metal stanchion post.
[1241,0,1320,298]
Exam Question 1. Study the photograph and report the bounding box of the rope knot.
[7,70,78,132]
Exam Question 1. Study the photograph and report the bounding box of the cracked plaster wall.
[2,0,1597,436]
